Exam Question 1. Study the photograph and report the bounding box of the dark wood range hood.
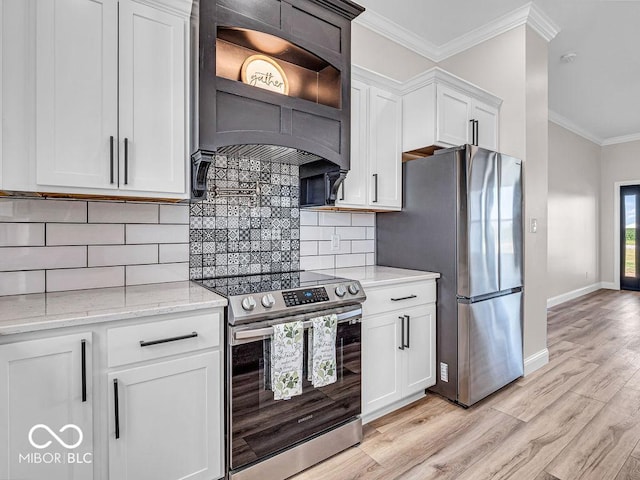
[190,0,364,205]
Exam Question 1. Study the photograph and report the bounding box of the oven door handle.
[234,308,362,341]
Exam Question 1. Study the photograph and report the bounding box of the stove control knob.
[335,285,347,297]
[261,294,276,308]
[348,283,360,295]
[241,296,257,311]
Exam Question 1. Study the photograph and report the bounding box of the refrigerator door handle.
[398,316,405,350]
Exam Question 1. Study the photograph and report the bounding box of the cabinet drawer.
[107,310,221,367]
[363,280,436,316]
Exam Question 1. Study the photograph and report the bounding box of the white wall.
[599,139,640,287]
[547,122,600,301]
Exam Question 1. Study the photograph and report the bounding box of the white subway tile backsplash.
[160,205,189,224]
[366,227,376,240]
[318,211,351,226]
[88,245,158,267]
[335,226,366,240]
[46,266,124,292]
[300,226,335,241]
[300,210,318,226]
[0,223,45,246]
[126,224,189,244]
[335,253,367,269]
[300,241,318,256]
[47,224,125,246]
[300,255,335,271]
[0,199,86,223]
[351,240,375,254]
[0,246,86,271]
[351,213,376,227]
[318,240,351,255]
[0,271,45,296]
[126,262,189,286]
[88,202,158,224]
[159,244,189,263]
[366,253,376,266]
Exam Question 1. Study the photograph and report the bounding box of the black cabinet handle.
[340,182,345,201]
[109,136,115,184]
[124,138,129,185]
[405,315,411,349]
[391,294,417,302]
[475,120,479,146]
[140,331,198,347]
[114,379,120,440]
[372,174,378,203]
[469,119,475,145]
[81,339,87,402]
[398,316,405,350]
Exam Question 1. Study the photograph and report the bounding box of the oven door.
[228,306,362,472]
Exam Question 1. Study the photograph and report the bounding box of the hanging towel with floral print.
[270,320,303,400]
[309,314,338,388]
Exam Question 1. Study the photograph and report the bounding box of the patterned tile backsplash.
[188,156,301,279]
[0,198,190,296]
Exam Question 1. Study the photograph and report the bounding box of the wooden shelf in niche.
[216,27,341,109]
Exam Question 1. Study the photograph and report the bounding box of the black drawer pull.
[140,332,198,347]
[114,379,120,440]
[390,295,417,302]
[81,339,87,402]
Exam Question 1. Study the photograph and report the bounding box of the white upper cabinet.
[337,71,402,211]
[2,0,189,199]
[403,68,502,153]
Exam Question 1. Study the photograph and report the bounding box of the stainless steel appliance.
[377,144,523,407]
[194,271,366,480]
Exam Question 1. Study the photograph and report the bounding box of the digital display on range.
[282,287,329,307]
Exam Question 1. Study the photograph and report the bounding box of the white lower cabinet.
[361,280,436,421]
[0,333,94,480]
[108,352,222,480]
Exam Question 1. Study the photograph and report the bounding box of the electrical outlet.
[330,234,340,251]
[440,362,449,382]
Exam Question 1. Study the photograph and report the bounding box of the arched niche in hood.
[190,0,364,201]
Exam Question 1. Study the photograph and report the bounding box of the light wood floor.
[294,289,640,480]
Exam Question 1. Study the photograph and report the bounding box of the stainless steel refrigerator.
[377,144,523,407]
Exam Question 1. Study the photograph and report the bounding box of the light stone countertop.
[0,281,227,336]
[313,265,440,288]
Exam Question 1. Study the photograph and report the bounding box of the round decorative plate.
[241,54,289,95]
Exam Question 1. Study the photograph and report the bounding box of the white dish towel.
[270,320,303,400]
[308,313,338,388]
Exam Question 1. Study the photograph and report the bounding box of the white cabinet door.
[402,304,436,395]
[118,1,186,194]
[369,86,401,210]
[0,333,93,480]
[108,352,223,480]
[362,313,402,416]
[36,0,118,190]
[472,100,499,150]
[337,79,368,207]
[436,85,471,147]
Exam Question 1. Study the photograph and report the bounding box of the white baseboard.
[600,282,618,290]
[524,348,549,376]
[547,282,603,308]
[361,391,426,425]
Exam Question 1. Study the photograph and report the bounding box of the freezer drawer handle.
[398,316,405,350]
[390,294,417,302]
[140,332,198,347]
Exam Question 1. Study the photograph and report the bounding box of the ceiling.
[354,0,640,145]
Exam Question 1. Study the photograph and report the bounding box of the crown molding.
[352,64,404,94]
[354,2,559,63]
[601,133,640,147]
[353,9,441,61]
[548,110,604,146]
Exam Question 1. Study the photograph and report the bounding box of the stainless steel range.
[194,271,366,480]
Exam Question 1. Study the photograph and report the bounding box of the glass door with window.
[621,185,640,290]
